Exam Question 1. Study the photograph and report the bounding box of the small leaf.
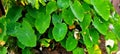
[52,23,67,41]
[80,14,91,31]
[62,8,75,26]
[93,17,108,35]
[35,13,51,34]
[73,47,84,54]
[91,0,110,21]
[46,1,57,14]
[6,6,22,22]
[66,36,78,51]
[82,29,93,48]
[15,20,37,47]
[70,0,84,22]
[0,47,7,54]
[57,0,70,9]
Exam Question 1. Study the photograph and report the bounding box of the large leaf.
[57,0,70,9]
[73,47,84,54]
[15,20,37,47]
[82,29,93,48]
[93,17,108,35]
[62,8,75,26]
[52,23,67,41]
[91,0,110,21]
[46,1,57,14]
[70,0,84,22]
[6,6,22,22]
[66,36,78,51]
[80,14,91,31]
[35,13,51,34]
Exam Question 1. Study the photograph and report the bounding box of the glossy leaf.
[91,0,110,21]
[66,36,78,51]
[70,0,84,22]
[57,0,70,9]
[52,23,67,41]
[35,13,51,34]
[93,17,108,35]
[73,47,84,54]
[46,1,57,14]
[15,20,37,47]
[62,8,75,26]
[80,14,91,31]
[82,29,93,48]
[6,6,22,22]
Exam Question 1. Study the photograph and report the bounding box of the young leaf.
[62,8,75,26]
[15,20,37,47]
[6,6,22,22]
[57,0,70,9]
[73,47,84,54]
[35,13,51,34]
[80,14,91,31]
[66,36,78,51]
[52,23,67,41]
[93,17,108,35]
[46,1,57,14]
[70,0,84,22]
[91,0,110,21]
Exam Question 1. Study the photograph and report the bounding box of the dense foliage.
[0,0,120,54]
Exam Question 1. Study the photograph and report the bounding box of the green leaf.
[39,0,46,6]
[6,6,22,22]
[62,8,75,26]
[0,23,5,40]
[35,13,51,34]
[52,23,67,41]
[73,47,84,54]
[35,0,39,9]
[60,39,66,48]
[70,0,84,22]
[0,47,7,54]
[89,28,99,44]
[113,23,120,41]
[93,17,108,35]
[15,20,37,47]
[91,0,110,21]
[27,0,36,7]
[46,1,57,14]
[84,0,91,4]
[52,13,62,25]
[48,28,54,39]
[22,48,32,54]
[40,38,51,47]
[57,0,70,9]
[80,14,91,31]
[82,29,93,48]
[66,36,78,51]
[17,41,26,49]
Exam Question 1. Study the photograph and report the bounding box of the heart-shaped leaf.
[57,0,70,9]
[35,13,51,34]
[52,23,67,41]
[91,0,110,21]
[70,0,84,22]
[15,20,37,47]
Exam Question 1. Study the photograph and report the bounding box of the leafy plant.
[0,0,120,54]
